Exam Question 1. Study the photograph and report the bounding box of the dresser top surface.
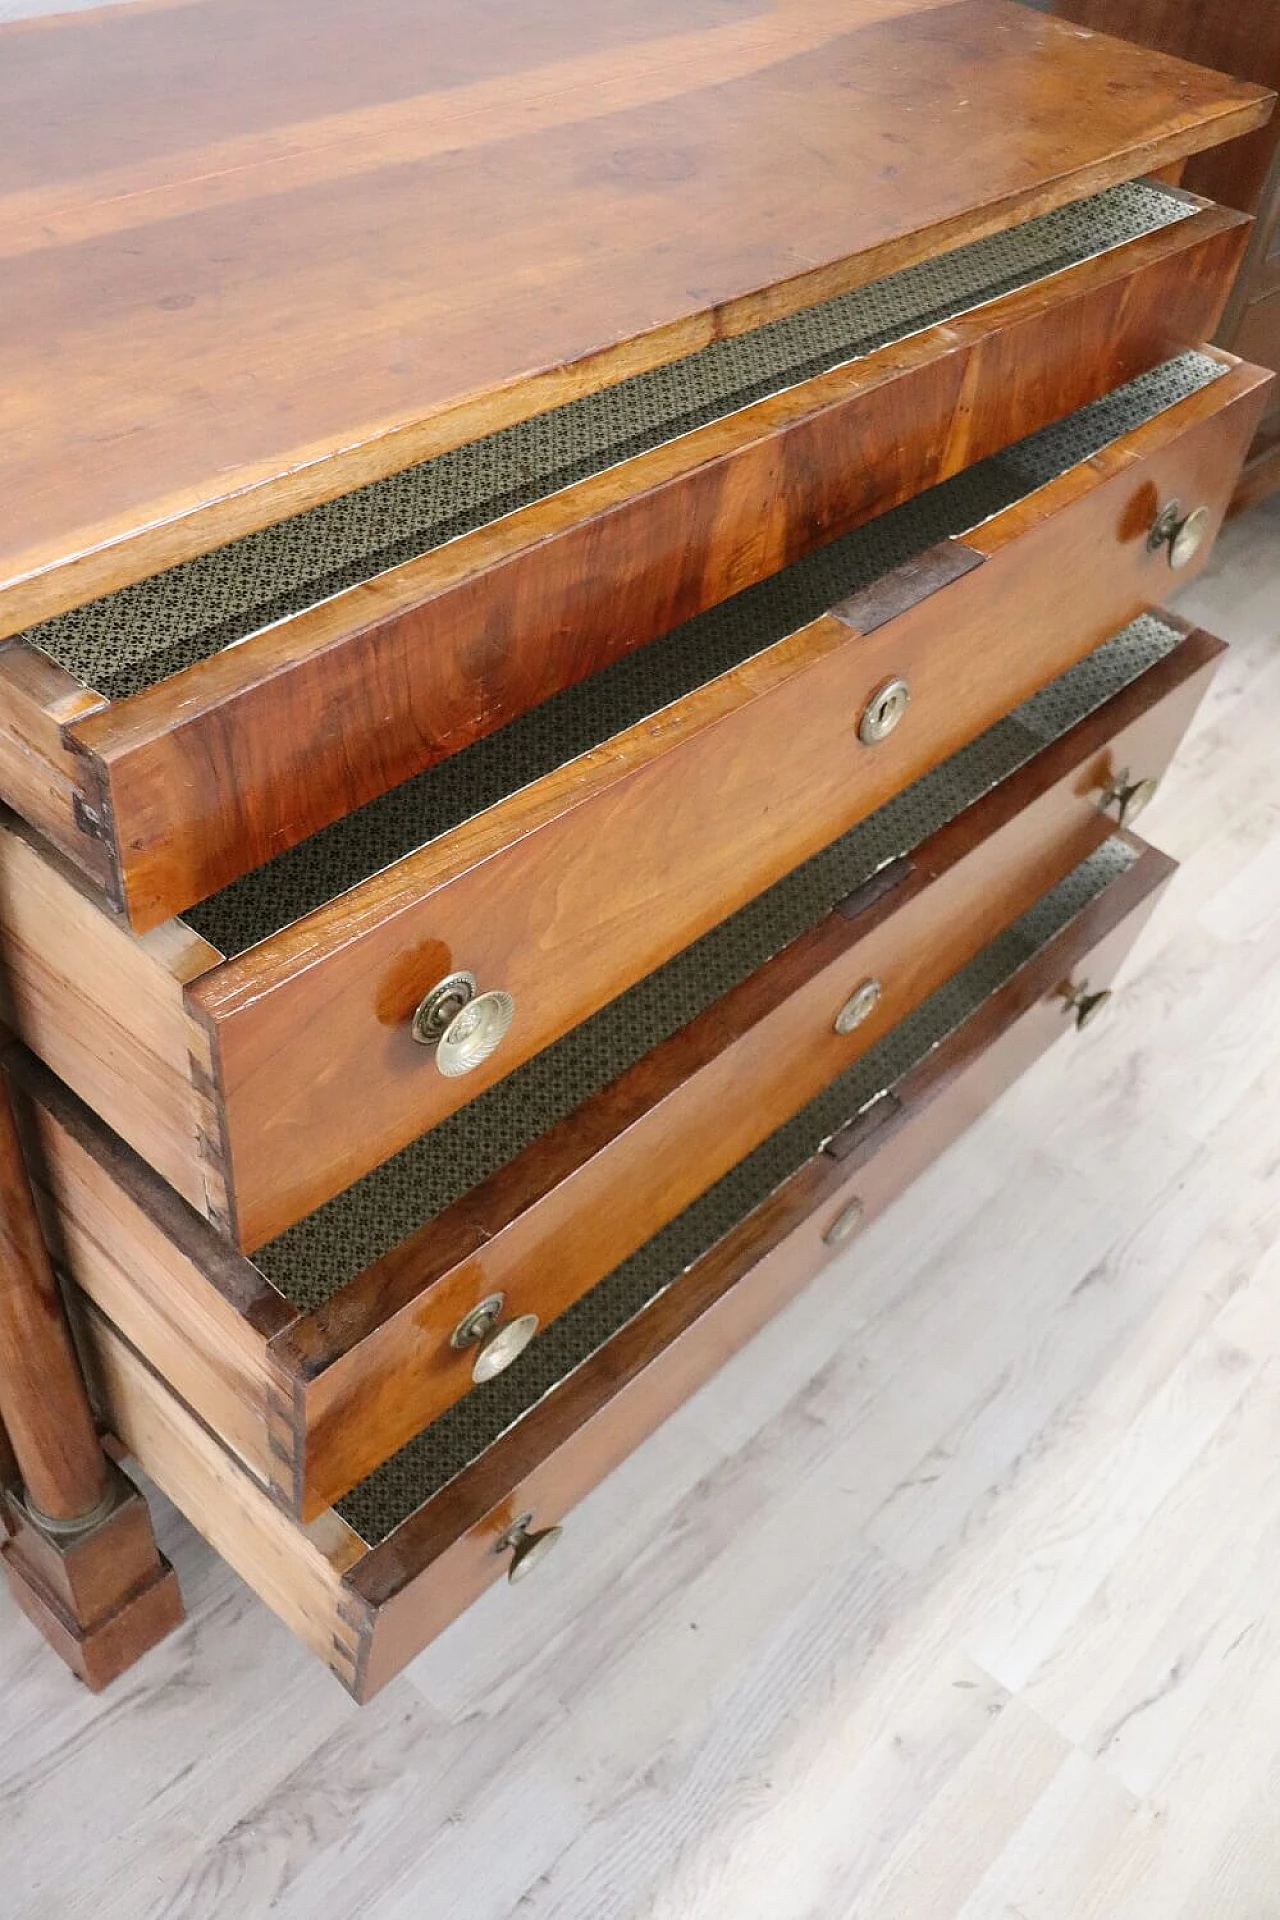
[0,0,1271,634]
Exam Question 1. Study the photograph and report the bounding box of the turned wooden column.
[0,1068,112,1527]
[0,1056,183,1687]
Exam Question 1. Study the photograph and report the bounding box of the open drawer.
[66,836,1174,1700]
[0,183,1249,930]
[14,607,1220,1518]
[0,352,1265,1251]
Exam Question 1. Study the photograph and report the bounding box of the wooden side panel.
[71,206,1250,929]
[352,844,1175,1700]
[273,625,1223,1518]
[11,1055,289,1482]
[0,816,218,1211]
[71,1295,362,1687]
[1234,284,1280,381]
[1231,414,1280,514]
[0,645,110,890]
[194,362,1271,1250]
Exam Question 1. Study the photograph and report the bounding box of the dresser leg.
[0,1065,183,1689]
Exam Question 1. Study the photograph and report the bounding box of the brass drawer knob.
[858,677,911,744]
[495,1511,563,1584]
[835,977,882,1034]
[412,970,515,1076]
[451,1293,539,1383]
[1148,499,1210,571]
[1061,979,1113,1030]
[823,1197,864,1247]
[1099,767,1158,828]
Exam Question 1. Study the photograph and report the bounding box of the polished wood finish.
[354,841,1173,1702]
[0,0,1270,641]
[0,1060,107,1525]
[0,0,1265,1707]
[69,841,1172,1699]
[1030,0,1280,217]
[11,618,1220,1517]
[0,363,1261,1254]
[191,357,1269,1250]
[0,822,220,1215]
[0,649,109,894]
[0,1464,184,1693]
[271,622,1223,1518]
[1035,0,1280,503]
[0,1062,181,1688]
[51,199,1248,930]
[20,1069,293,1482]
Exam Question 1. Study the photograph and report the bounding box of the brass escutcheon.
[858,677,911,745]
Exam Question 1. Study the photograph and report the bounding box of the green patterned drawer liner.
[336,838,1137,1544]
[186,351,1222,957]
[19,182,1194,703]
[258,616,1179,1316]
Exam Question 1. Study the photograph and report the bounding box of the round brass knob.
[1148,500,1210,571]
[823,1197,864,1248]
[1099,767,1158,828]
[411,970,515,1076]
[494,1511,563,1584]
[835,978,882,1035]
[450,1294,540,1383]
[858,677,911,745]
[1061,979,1113,1030]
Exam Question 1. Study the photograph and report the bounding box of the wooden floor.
[0,498,1275,1917]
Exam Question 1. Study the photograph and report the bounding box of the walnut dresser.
[0,0,1273,1702]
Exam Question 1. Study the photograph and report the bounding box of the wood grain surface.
[0,1060,108,1523]
[61,201,1248,931]
[2,497,1278,1917]
[64,840,1172,1700]
[189,358,1270,1250]
[1031,0,1280,218]
[273,626,1221,1518]
[0,0,1270,636]
[1034,0,1280,505]
[10,617,1217,1520]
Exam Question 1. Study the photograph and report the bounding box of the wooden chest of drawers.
[0,0,1272,1700]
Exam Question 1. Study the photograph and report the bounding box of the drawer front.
[13,619,1223,1516]
[191,358,1270,1250]
[270,621,1222,1518]
[72,840,1174,1700]
[57,196,1249,930]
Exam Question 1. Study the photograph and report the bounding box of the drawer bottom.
[71,837,1172,1699]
